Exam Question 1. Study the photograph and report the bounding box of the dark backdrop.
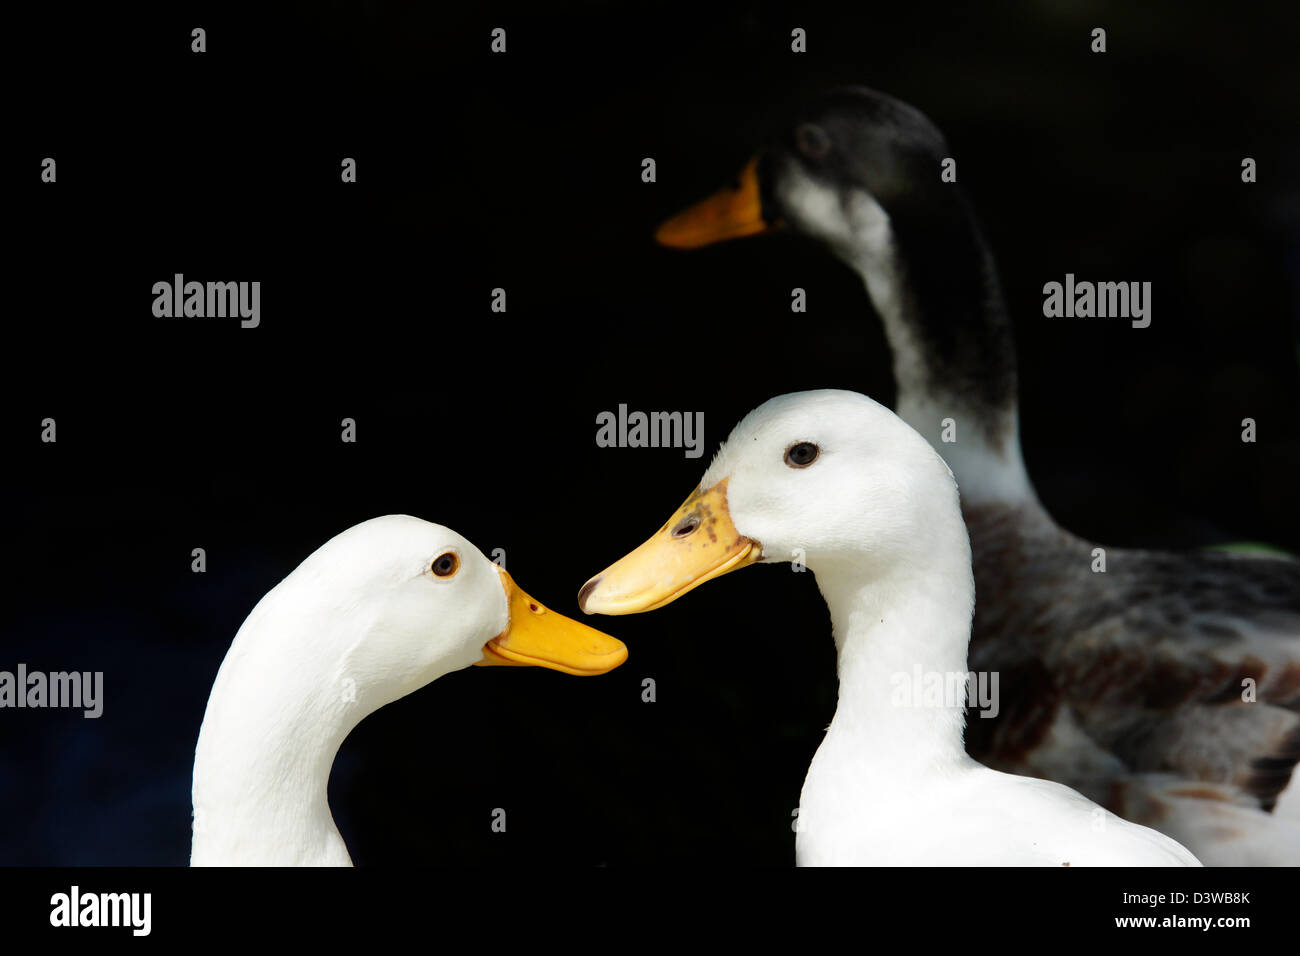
[4,0,1299,864]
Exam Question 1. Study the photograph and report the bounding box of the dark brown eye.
[784,442,820,468]
[795,123,832,161]
[431,552,460,577]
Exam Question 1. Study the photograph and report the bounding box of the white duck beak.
[479,567,628,676]
[577,478,761,615]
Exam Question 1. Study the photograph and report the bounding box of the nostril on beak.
[577,578,601,614]
[671,514,701,539]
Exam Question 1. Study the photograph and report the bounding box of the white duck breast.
[190,515,626,866]
[652,86,1300,865]
[579,390,1200,865]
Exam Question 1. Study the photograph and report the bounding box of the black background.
[4,0,1299,866]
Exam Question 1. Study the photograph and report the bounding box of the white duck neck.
[191,593,367,866]
[812,540,976,772]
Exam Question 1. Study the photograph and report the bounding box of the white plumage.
[584,390,1201,865]
[191,516,625,866]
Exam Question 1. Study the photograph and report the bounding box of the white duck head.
[577,391,978,781]
[577,390,971,620]
[267,515,627,688]
[192,515,626,866]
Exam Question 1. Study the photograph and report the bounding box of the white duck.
[191,515,627,866]
[652,86,1300,865]
[579,390,1199,865]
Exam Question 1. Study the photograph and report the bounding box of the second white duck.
[192,515,627,866]
[579,390,1200,866]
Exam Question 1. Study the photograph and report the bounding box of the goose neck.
[841,208,1036,506]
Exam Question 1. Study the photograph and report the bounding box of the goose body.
[580,390,1199,865]
[653,88,1300,864]
[191,516,626,866]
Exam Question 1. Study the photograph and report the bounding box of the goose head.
[654,86,1023,487]
[258,516,628,709]
[655,86,959,270]
[577,391,966,615]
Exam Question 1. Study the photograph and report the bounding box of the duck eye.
[795,123,832,161]
[784,442,820,468]
[431,552,460,577]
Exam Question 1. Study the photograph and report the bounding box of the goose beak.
[654,157,778,248]
[577,478,761,615]
[480,568,628,675]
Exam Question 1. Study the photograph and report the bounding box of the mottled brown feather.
[963,500,1300,818]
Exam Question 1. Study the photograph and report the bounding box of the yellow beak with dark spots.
[578,479,761,615]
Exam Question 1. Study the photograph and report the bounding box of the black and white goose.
[654,86,1300,865]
